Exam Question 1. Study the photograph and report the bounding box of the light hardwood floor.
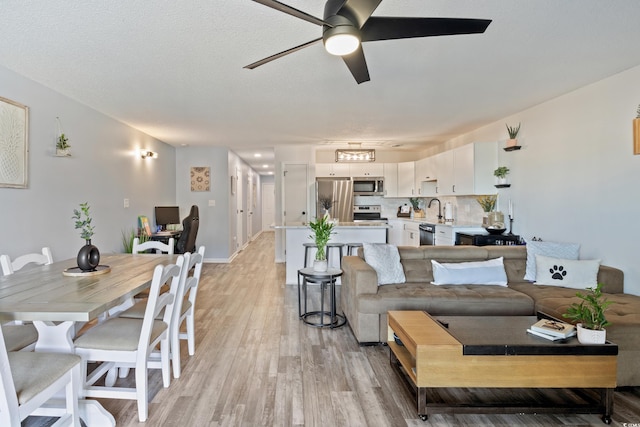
[27,232,640,426]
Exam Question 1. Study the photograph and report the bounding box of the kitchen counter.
[274,222,390,229]
[276,223,388,284]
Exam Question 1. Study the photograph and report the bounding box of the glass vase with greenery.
[309,215,335,261]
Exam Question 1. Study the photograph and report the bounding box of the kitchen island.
[274,222,389,284]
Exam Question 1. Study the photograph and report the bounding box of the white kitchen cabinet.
[387,219,404,246]
[316,163,350,177]
[383,163,398,198]
[349,163,384,177]
[397,161,415,197]
[435,225,455,246]
[415,156,437,197]
[433,142,498,196]
[403,221,420,247]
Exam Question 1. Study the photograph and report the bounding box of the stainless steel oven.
[419,223,436,246]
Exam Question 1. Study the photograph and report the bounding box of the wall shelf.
[495,184,511,188]
[504,146,522,152]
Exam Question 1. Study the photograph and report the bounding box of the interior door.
[247,173,253,240]
[283,164,308,225]
[236,166,244,250]
[262,182,275,230]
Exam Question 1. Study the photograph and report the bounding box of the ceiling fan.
[244,0,491,84]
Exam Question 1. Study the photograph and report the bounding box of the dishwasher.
[418,223,436,246]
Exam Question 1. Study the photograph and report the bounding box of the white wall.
[442,64,640,295]
[0,65,176,260]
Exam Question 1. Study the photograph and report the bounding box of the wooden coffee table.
[387,311,618,423]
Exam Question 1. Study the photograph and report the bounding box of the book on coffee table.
[530,319,576,339]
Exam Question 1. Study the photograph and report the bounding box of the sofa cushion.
[524,241,580,281]
[357,282,534,316]
[534,255,600,289]
[431,257,508,286]
[363,243,405,285]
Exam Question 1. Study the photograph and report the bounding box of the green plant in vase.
[56,133,70,156]
[563,283,612,332]
[72,202,100,271]
[309,215,335,271]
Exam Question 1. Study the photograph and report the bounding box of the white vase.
[313,259,328,272]
[576,323,606,344]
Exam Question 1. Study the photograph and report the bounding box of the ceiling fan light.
[325,33,360,56]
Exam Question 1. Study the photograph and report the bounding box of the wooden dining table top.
[0,253,177,322]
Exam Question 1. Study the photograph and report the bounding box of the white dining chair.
[0,247,54,351]
[0,324,81,426]
[133,237,175,255]
[119,246,205,378]
[73,261,181,422]
[0,247,53,275]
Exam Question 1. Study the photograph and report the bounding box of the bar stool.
[346,243,363,256]
[326,242,344,268]
[303,243,317,268]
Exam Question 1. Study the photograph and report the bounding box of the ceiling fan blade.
[335,0,382,28]
[244,38,322,69]
[251,0,330,27]
[360,17,492,42]
[341,46,370,84]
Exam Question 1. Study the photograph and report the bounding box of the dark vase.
[77,240,100,272]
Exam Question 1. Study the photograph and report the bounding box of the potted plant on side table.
[563,283,613,344]
[309,214,335,272]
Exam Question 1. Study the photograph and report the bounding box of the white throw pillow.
[431,257,508,286]
[524,241,580,281]
[363,243,406,285]
[534,255,600,289]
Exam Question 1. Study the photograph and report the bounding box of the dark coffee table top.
[434,315,618,356]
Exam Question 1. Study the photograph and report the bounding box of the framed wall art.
[0,96,29,188]
[190,166,210,191]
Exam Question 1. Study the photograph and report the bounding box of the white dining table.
[0,253,177,427]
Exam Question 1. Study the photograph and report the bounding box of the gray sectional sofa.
[340,245,640,387]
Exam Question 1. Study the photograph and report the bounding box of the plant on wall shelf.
[506,123,520,139]
[494,166,510,179]
[72,202,95,242]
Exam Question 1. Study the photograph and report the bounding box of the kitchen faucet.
[428,198,443,223]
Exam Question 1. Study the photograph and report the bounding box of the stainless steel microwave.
[352,177,384,196]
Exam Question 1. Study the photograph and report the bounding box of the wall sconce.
[140,150,158,159]
[335,149,375,162]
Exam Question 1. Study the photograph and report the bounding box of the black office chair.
[176,205,199,254]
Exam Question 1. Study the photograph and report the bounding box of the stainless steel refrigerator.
[316,178,354,222]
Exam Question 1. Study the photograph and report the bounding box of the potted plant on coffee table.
[309,214,335,272]
[562,283,613,344]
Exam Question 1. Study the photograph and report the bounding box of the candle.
[509,199,513,217]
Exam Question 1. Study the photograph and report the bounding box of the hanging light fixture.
[335,149,375,162]
[323,16,360,56]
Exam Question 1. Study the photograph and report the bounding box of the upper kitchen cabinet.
[415,156,437,196]
[397,161,416,197]
[316,163,350,177]
[349,163,384,177]
[434,142,497,196]
[383,163,398,198]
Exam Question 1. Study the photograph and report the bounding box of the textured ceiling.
[2,1,640,174]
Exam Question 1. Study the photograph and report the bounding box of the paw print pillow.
[534,255,600,289]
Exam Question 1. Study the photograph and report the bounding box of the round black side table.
[297,267,345,328]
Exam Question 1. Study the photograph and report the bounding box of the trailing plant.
[562,283,613,331]
[494,166,510,179]
[72,202,95,241]
[56,133,70,150]
[309,215,335,261]
[476,195,497,212]
[506,123,520,139]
